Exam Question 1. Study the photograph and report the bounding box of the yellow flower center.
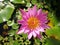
[27,17,39,29]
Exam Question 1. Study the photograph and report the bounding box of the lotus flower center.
[27,17,39,29]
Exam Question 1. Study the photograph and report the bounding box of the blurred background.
[0,0,60,45]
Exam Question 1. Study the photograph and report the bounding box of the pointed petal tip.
[37,8,42,15]
[37,34,42,39]
[19,8,26,16]
[39,8,42,12]
[32,31,37,38]
[28,32,32,39]
[16,31,20,34]
[19,8,23,12]
[33,5,37,9]
[17,29,24,34]
[20,9,23,12]
[34,4,37,7]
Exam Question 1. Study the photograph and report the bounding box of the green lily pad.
[12,23,19,29]
[10,0,25,4]
[46,26,60,40]
[0,4,14,23]
[45,38,60,45]
[7,20,14,26]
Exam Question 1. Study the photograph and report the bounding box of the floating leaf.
[12,23,19,29]
[31,0,37,5]
[0,4,14,23]
[7,20,14,26]
[8,29,16,36]
[46,26,60,40]
[45,38,60,45]
[26,3,32,7]
[35,38,41,45]
[13,40,19,45]
[48,12,58,25]
[10,0,25,4]
[22,33,28,39]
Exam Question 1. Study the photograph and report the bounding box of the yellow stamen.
[27,17,39,29]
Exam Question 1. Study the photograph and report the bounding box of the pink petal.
[26,12,30,18]
[32,31,37,37]
[37,13,48,23]
[17,20,27,26]
[28,8,33,17]
[24,30,30,33]
[17,29,24,34]
[17,20,24,24]
[37,9,42,16]
[20,9,28,21]
[35,30,40,35]
[28,32,32,39]
[32,5,37,16]
[39,27,45,32]
[23,15,28,21]
[28,5,37,16]
[40,24,50,29]
[40,19,48,23]
[20,9,26,16]
[36,27,45,32]
[37,34,42,39]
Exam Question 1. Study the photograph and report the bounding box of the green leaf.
[10,0,25,4]
[46,26,60,40]
[45,38,60,45]
[26,3,32,7]
[48,12,58,25]
[35,38,41,45]
[13,40,19,45]
[37,3,43,8]
[31,0,37,5]
[22,33,28,39]
[0,2,4,8]
[7,20,14,26]
[0,4,14,23]
[12,23,19,29]
[0,35,3,41]
[35,38,41,43]
[8,29,16,36]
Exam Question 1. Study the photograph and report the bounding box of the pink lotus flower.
[17,5,49,39]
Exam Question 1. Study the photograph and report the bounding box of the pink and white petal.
[34,30,40,35]
[20,9,28,21]
[28,8,32,16]
[39,27,45,32]
[37,15,48,23]
[40,19,48,23]
[28,5,37,16]
[36,27,45,32]
[32,31,37,37]
[26,12,31,19]
[22,15,28,21]
[32,5,37,16]
[37,9,42,16]
[28,32,33,39]
[37,34,42,39]
[37,14,46,20]
[24,30,30,33]
[17,20,25,24]
[40,24,50,29]
[17,29,24,34]
[20,9,26,16]
[17,20,28,26]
